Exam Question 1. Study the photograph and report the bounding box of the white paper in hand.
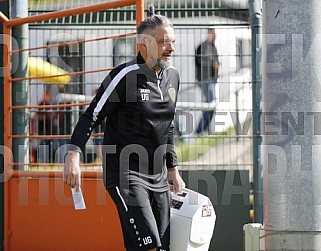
[71,187,86,210]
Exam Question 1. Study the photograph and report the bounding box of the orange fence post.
[1,15,12,251]
[1,0,147,249]
[136,0,145,31]
[135,0,145,53]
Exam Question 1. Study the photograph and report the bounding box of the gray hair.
[137,15,174,35]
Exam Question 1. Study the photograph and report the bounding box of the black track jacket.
[69,52,180,191]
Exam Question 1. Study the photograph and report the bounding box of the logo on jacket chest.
[140,88,150,101]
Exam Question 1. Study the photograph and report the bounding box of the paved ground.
[179,135,253,172]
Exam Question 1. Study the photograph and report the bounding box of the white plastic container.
[170,188,216,251]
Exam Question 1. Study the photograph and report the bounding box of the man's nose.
[166,42,175,51]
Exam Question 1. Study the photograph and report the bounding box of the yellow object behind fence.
[28,56,71,86]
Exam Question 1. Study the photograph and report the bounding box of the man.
[64,14,185,251]
[195,28,220,134]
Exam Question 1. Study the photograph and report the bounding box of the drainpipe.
[249,0,263,224]
[11,0,29,169]
[263,0,321,249]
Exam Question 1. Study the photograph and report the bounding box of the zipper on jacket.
[156,71,164,101]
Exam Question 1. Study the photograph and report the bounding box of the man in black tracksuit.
[64,14,185,251]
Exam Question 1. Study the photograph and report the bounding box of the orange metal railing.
[0,0,145,250]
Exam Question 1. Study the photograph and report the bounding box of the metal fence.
[26,0,252,176]
[0,1,254,249]
[12,1,252,180]
[28,0,249,26]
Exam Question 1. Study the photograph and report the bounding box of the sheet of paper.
[71,187,86,210]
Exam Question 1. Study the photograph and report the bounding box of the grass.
[175,126,235,162]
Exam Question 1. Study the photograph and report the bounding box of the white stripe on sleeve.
[93,64,139,121]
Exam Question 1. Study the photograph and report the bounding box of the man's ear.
[137,43,146,53]
[140,36,148,46]
[138,38,148,52]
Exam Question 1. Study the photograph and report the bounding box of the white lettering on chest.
[140,89,150,101]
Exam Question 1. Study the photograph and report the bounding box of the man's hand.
[213,61,219,70]
[63,151,81,192]
[167,166,185,194]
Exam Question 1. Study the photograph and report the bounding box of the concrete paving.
[179,135,253,172]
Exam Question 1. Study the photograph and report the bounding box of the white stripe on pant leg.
[116,186,128,212]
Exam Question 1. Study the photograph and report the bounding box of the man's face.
[208,29,216,43]
[145,25,176,70]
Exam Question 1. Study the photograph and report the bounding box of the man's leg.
[108,185,163,251]
[197,82,215,134]
[152,190,171,251]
